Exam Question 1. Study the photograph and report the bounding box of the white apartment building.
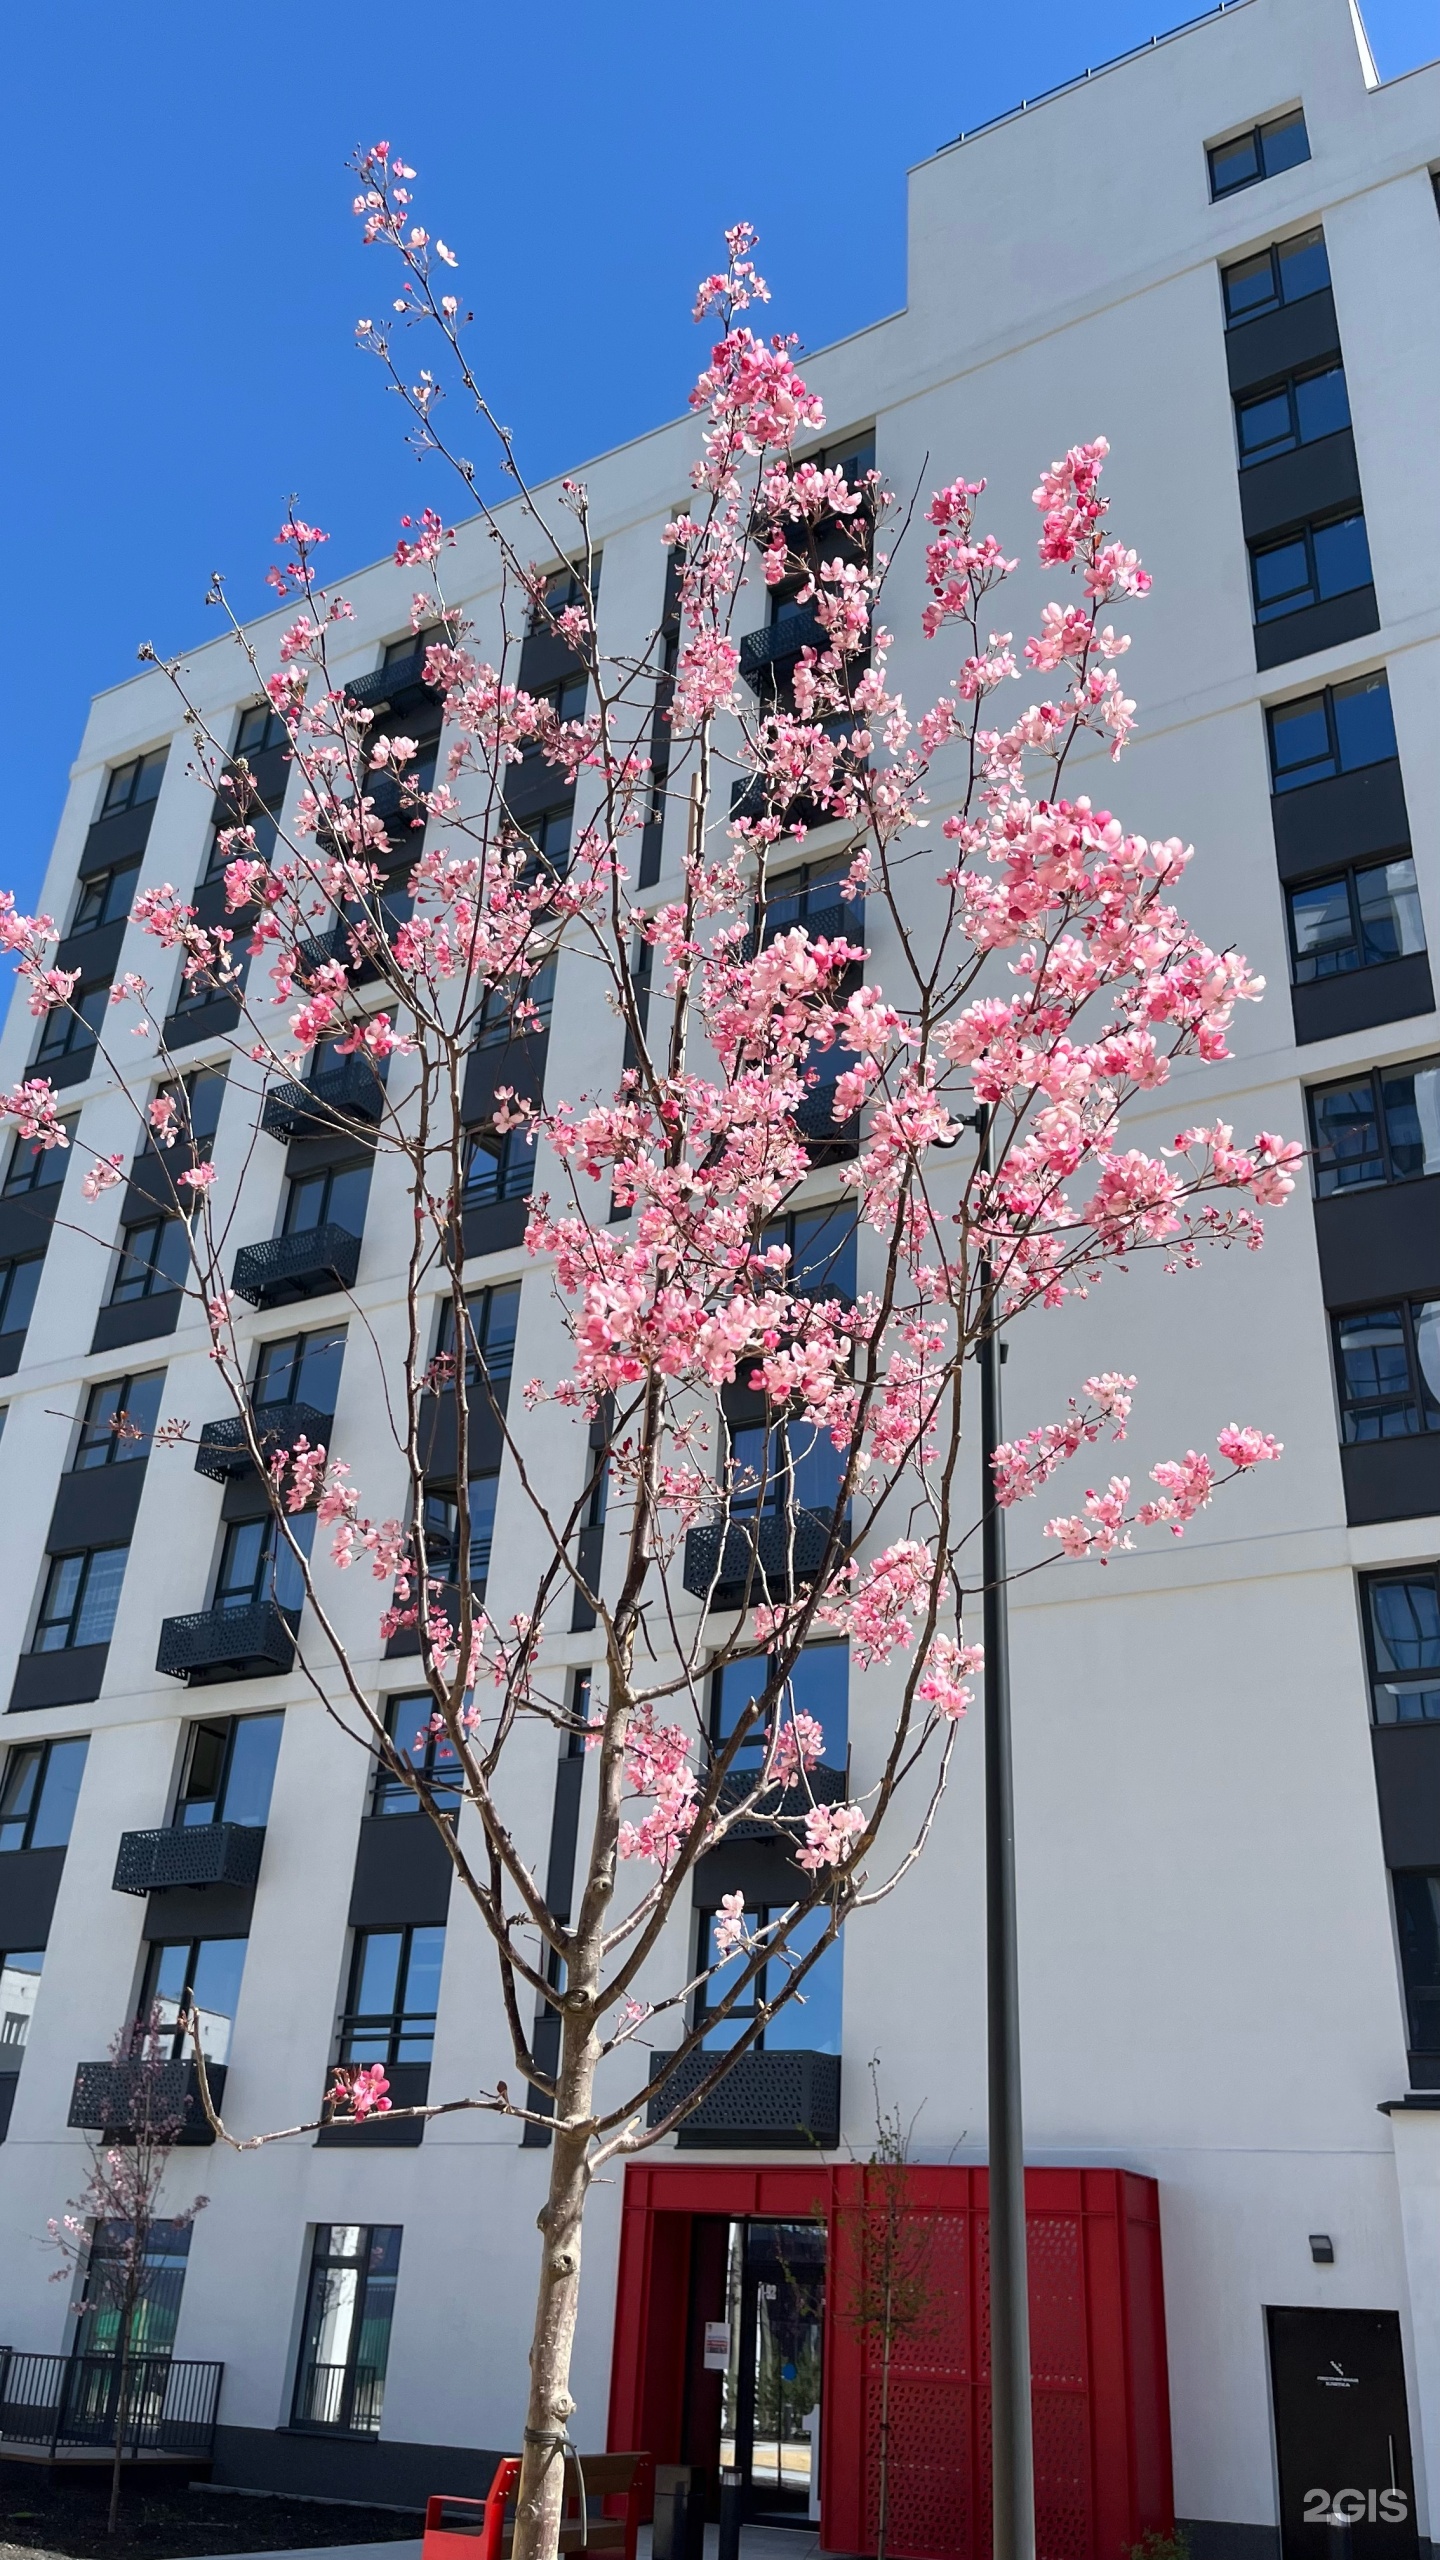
[0,4,1437,2553]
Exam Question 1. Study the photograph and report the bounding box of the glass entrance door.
[717,2219,825,2524]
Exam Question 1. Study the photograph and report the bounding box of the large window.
[1250,512,1372,625]
[462,1125,534,1207]
[1222,226,1329,326]
[728,1417,846,1523]
[0,1258,42,1342]
[0,1738,88,1852]
[1208,108,1309,200]
[1235,363,1350,467]
[1333,1302,1440,1442]
[74,2218,192,2359]
[1308,1058,1440,1194]
[71,858,141,936]
[1288,858,1425,985]
[234,702,288,760]
[372,1693,464,1815]
[696,1902,842,2053]
[1268,673,1398,792]
[100,751,167,819]
[141,1935,247,2064]
[292,2224,402,2436]
[253,1325,346,1414]
[419,1476,499,1595]
[1393,1875,1440,2057]
[141,1068,227,1158]
[174,1714,283,1829]
[1363,1569,1440,1724]
[340,1927,445,2067]
[711,1642,849,1772]
[35,980,109,1065]
[108,1216,193,1304]
[214,1514,315,1617]
[475,955,556,1048]
[32,1547,129,1652]
[283,1159,371,1237]
[72,1372,165,1469]
[3,1119,73,1195]
[760,1204,858,1306]
[509,805,573,873]
[433,1285,520,1396]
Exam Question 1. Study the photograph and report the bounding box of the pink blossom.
[713,1892,748,1958]
[796,1801,867,1872]
[81,1154,125,1202]
[179,1161,218,1191]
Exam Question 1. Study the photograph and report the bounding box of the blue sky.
[3,0,1435,912]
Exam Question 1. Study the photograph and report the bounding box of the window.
[1268,673,1398,792]
[1288,857,1425,984]
[214,1513,315,1617]
[1393,1875,1440,2055]
[419,1477,498,1594]
[108,1215,193,1304]
[462,1125,534,1207]
[529,566,593,633]
[1250,512,1372,624]
[292,2224,402,2436]
[433,1286,520,1395]
[141,1935,247,2063]
[538,673,588,728]
[0,1950,43,2069]
[1308,1058,1440,1194]
[372,1693,465,1815]
[32,1547,129,1652]
[341,1927,444,2066]
[760,1204,858,1306]
[35,979,109,1064]
[1222,226,1330,325]
[0,1738,88,1852]
[385,626,439,670]
[1235,363,1350,466]
[253,1325,346,1414]
[1208,107,1310,200]
[72,1372,165,1469]
[513,804,574,871]
[99,750,167,819]
[1363,1569,1440,1724]
[283,1159,372,1237]
[205,802,279,880]
[475,955,556,1048]
[728,1417,846,1522]
[3,1120,73,1194]
[234,702,288,760]
[71,858,140,935]
[369,719,441,799]
[712,1642,849,1773]
[174,1714,282,1828]
[758,856,860,939]
[696,1901,842,2052]
[140,1067,227,1157]
[74,2218,193,2359]
[0,1257,42,1340]
[1333,1301,1440,1441]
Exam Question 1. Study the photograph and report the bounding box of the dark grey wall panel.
[8,1645,109,1713]
[1239,431,1361,542]
[349,1812,455,1927]
[1225,290,1341,394]
[1313,1178,1440,1308]
[0,1193,62,1264]
[1291,955,1434,1048]
[55,916,128,983]
[77,802,159,878]
[47,1462,148,1554]
[1341,1436,1440,1527]
[1271,762,1410,883]
[461,1195,532,1262]
[462,1032,549,1127]
[211,2423,505,2507]
[1254,586,1379,673]
[0,1845,66,1947]
[1374,1727,1440,1868]
[91,1293,183,1356]
[141,1881,256,1940]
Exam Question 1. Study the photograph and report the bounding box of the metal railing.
[682,1507,838,1607]
[230,1223,361,1309]
[738,609,829,691]
[156,1600,296,1683]
[0,2350,222,2458]
[68,2059,227,2143]
[112,1822,265,1896]
[292,2359,384,2434]
[647,2049,841,2147]
[261,1057,388,1139]
[194,1398,334,1482]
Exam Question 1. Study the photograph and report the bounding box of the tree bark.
[108,2304,133,2537]
[510,2016,598,2560]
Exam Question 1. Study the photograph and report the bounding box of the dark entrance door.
[683,2217,825,2526]
[1267,2308,1419,2560]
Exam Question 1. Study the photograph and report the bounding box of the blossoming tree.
[3,155,1299,2560]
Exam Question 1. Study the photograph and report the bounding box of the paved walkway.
[201,2529,821,2560]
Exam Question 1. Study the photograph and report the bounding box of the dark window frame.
[0,1737,89,1854]
[140,1933,248,2064]
[1286,854,1426,987]
[1234,361,1350,467]
[1362,1566,1440,1726]
[99,750,167,820]
[339,1924,445,2067]
[290,2223,402,2438]
[213,1512,315,1617]
[282,1156,372,1239]
[1249,510,1372,625]
[107,1214,193,1306]
[252,1324,347,1413]
[432,1284,520,1393]
[0,1256,43,1339]
[233,702,289,761]
[31,1545,130,1654]
[72,1372,165,1470]
[1267,673,1398,793]
[693,1897,842,2053]
[462,1124,535,1207]
[1332,1298,1440,1443]
[1208,107,1310,201]
[172,1712,283,1829]
[1221,225,1330,327]
[1307,1057,1440,1195]
[3,1119,74,1196]
[34,980,109,1064]
[371,1692,464,1815]
[70,857,141,937]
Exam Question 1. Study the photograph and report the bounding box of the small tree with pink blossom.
[4,161,1297,2560]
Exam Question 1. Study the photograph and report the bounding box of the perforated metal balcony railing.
[682,1507,837,1610]
[194,1399,334,1482]
[738,609,829,691]
[156,1601,295,1684]
[230,1224,361,1309]
[112,1821,265,1896]
[68,2057,227,2145]
[260,1057,387,1139]
[648,2048,841,2148]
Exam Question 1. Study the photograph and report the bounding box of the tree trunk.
[876,2278,893,2560]
[108,2312,133,2536]
[510,2017,598,2560]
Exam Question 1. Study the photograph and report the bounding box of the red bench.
[423,2453,652,2560]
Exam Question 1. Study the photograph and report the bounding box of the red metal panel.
[609,2160,1173,2560]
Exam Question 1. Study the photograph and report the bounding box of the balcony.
[346,649,432,711]
[796,1079,860,1162]
[112,1822,265,1897]
[157,1602,295,1685]
[713,1759,849,1841]
[757,892,865,954]
[648,2048,840,2148]
[0,2351,222,2462]
[261,1057,387,1140]
[739,610,829,694]
[230,1223,360,1309]
[194,1400,334,1483]
[682,1507,837,1610]
[68,2057,227,2145]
